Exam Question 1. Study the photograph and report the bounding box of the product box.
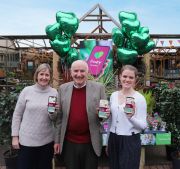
[124,97,134,114]
[102,121,109,133]
[48,96,57,113]
[98,100,109,118]
[141,134,156,145]
[140,132,171,145]
[156,133,171,145]
[102,133,108,146]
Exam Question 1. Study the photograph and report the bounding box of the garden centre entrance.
[0,3,180,169]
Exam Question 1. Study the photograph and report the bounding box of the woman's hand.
[12,136,20,149]
[54,143,60,154]
[126,101,135,119]
[48,103,60,121]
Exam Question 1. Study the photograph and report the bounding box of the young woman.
[11,63,58,169]
[108,65,147,169]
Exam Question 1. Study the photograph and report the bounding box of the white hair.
[71,60,89,72]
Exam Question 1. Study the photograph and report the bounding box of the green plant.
[156,88,180,129]
[155,86,180,157]
[168,123,180,158]
[0,79,33,145]
[0,80,39,145]
[139,89,156,115]
[6,72,16,78]
[88,69,117,99]
[0,85,24,145]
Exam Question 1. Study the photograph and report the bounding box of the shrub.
[0,85,24,145]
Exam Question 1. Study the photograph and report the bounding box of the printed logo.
[94,51,104,59]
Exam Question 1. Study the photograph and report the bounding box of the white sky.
[0,0,180,35]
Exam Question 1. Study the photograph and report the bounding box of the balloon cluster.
[112,11,155,65]
[45,11,80,67]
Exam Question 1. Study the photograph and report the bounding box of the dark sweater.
[65,86,91,143]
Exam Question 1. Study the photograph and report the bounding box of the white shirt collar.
[73,82,86,89]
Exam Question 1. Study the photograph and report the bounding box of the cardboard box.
[141,134,156,145]
[99,100,109,118]
[156,133,171,145]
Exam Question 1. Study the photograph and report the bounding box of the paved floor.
[0,145,173,169]
[145,146,172,165]
[144,164,172,169]
[0,166,173,169]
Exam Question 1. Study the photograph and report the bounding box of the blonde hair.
[33,63,52,83]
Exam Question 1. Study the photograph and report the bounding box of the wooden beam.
[82,19,112,21]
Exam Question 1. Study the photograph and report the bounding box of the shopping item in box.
[99,99,109,118]
[102,121,109,133]
[101,121,109,146]
[102,133,108,146]
[156,133,171,145]
[141,134,156,145]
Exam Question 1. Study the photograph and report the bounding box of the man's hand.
[105,107,111,119]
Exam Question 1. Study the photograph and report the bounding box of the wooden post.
[139,147,145,169]
[144,53,151,86]
[52,52,60,89]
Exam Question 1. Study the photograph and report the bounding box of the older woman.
[11,63,58,169]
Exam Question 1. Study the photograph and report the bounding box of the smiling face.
[120,69,136,90]
[71,60,88,88]
[37,68,50,87]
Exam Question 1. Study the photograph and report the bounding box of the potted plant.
[0,84,24,169]
[155,86,180,165]
[168,123,180,169]
[171,87,180,166]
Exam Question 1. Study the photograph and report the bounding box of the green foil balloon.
[50,36,71,57]
[139,27,149,34]
[119,11,137,23]
[117,48,138,65]
[131,32,150,50]
[46,11,80,66]
[137,40,155,55]
[45,23,61,41]
[125,39,133,49]
[112,27,124,47]
[56,11,79,38]
[66,48,80,67]
[122,19,140,38]
[112,10,155,65]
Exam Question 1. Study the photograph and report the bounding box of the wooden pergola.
[0,3,180,82]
